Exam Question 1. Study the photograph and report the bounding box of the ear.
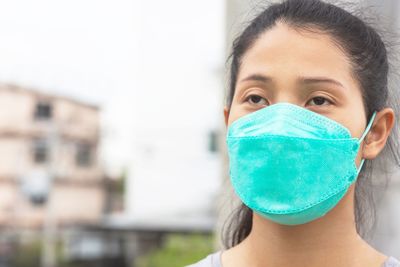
[362,108,395,160]
[224,106,230,127]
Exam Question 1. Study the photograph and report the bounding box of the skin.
[222,21,395,267]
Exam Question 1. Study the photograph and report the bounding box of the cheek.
[340,93,368,139]
[326,92,367,140]
[340,113,367,140]
[227,91,258,126]
[333,111,367,164]
[227,103,251,126]
[227,109,240,127]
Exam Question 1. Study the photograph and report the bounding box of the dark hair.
[223,0,400,248]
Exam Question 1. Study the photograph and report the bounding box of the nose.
[269,94,302,107]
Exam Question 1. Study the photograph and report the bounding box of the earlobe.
[362,108,395,160]
[224,107,230,127]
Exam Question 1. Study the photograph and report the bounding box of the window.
[34,101,53,120]
[76,143,93,167]
[33,139,48,164]
[208,130,218,153]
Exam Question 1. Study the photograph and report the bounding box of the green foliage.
[136,234,215,267]
[10,239,42,267]
[10,239,69,267]
[116,168,128,195]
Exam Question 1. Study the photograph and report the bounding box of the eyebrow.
[240,74,272,83]
[240,74,345,88]
[298,76,344,88]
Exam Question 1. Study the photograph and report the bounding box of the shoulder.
[185,251,222,267]
[383,256,400,267]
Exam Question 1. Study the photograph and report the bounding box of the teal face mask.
[226,102,377,225]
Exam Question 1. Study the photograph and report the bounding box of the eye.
[245,94,268,106]
[307,96,332,106]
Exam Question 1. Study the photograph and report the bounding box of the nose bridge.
[271,89,301,106]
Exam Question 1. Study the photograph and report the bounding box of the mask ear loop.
[356,111,378,176]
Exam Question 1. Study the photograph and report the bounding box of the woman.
[189,0,400,266]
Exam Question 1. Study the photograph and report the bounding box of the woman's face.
[225,22,368,166]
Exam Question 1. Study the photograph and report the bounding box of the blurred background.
[0,0,397,267]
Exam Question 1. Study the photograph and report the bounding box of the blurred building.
[99,2,225,265]
[0,83,105,228]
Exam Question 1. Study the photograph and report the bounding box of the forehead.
[238,22,355,85]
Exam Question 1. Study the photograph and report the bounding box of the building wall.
[0,84,105,227]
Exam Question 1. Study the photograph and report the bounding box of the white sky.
[0,0,225,176]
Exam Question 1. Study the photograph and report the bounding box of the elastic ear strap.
[356,158,365,177]
[356,111,377,177]
[359,111,377,143]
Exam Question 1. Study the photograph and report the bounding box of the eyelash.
[306,96,333,106]
[244,94,268,106]
[244,94,333,106]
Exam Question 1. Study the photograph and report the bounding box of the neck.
[234,187,384,267]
